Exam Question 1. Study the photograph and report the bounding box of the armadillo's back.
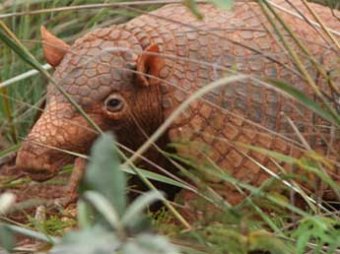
[125,1,339,203]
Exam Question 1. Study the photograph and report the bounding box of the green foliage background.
[0,1,339,253]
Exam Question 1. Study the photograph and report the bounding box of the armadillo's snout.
[16,142,62,181]
[16,102,97,181]
[16,103,81,181]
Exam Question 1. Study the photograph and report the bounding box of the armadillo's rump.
[16,0,339,205]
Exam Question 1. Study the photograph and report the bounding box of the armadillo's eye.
[104,94,124,112]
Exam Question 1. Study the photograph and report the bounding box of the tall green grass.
[0,1,339,254]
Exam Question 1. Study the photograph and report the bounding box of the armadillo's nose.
[16,143,58,182]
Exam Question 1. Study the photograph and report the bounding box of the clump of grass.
[1,133,181,254]
[0,1,339,254]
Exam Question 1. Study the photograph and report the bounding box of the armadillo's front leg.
[63,157,87,206]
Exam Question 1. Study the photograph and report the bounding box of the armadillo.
[16,0,339,204]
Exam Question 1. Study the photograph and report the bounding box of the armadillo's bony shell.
[17,0,339,203]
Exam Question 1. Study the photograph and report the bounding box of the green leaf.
[50,226,120,254]
[292,216,340,254]
[122,191,164,230]
[83,191,123,233]
[0,224,14,252]
[83,133,126,216]
[77,199,93,230]
[121,233,180,254]
[3,224,57,243]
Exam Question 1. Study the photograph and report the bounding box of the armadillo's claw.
[63,157,87,207]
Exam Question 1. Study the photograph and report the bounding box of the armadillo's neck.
[120,20,180,128]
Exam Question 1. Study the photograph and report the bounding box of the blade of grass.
[238,143,340,200]
[270,0,339,95]
[0,1,206,19]
[209,168,310,217]
[301,0,340,49]
[122,190,164,227]
[0,20,102,134]
[0,87,17,143]
[83,191,124,237]
[259,1,339,122]
[266,78,339,125]
[0,64,51,89]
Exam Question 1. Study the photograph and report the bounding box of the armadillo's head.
[16,26,165,181]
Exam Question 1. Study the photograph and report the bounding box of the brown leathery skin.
[16,1,339,203]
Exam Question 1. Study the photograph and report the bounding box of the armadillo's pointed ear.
[136,44,164,87]
[41,26,70,67]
